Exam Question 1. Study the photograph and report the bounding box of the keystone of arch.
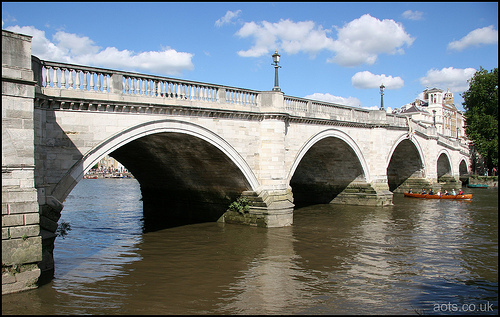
[53,119,260,202]
[287,128,370,183]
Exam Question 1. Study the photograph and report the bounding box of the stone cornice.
[34,94,408,130]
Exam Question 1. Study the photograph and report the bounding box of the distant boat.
[404,193,472,200]
[467,184,489,188]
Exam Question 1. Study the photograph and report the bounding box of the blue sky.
[2,2,498,111]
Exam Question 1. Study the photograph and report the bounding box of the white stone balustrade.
[36,59,417,129]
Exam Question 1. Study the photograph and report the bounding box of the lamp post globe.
[379,83,385,110]
[272,50,281,92]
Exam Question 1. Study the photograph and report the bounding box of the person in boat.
[444,190,449,195]
[458,189,464,195]
[408,188,413,193]
[436,191,441,196]
[429,188,434,195]
[452,189,456,195]
[421,188,426,194]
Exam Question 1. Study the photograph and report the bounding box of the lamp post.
[272,50,281,92]
[379,83,385,110]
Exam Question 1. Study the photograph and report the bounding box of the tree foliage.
[462,67,498,167]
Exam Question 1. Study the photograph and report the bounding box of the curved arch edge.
[53,119,260,202]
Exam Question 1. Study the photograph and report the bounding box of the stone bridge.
[2,30,471,293]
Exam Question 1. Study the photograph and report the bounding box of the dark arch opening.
[290,137,364,207]
[109,132,252,232]
[437,153,452,181]
[386,139,424,192]
[459,159,469,184]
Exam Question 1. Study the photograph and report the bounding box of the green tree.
[461,67,498,170]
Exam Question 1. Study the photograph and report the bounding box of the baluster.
[45,66,51,87]
[75,70,81,90]
[166,82,171,98]
[130,77,135,95]
[68,69,73,89]
[192,85,197,101]
[161,81,166,97]
[197,87,202,101]
[146,79,150,96]
[96,73,101,92]
[83,71,88,91]
[89,72,95,91]
[190,85,194,101]
[60,68,66,89]
[143,78,147,96]
[102,74,107,92]
[177,83,181,99]
[153,80,157,97]
[53,67,58,88]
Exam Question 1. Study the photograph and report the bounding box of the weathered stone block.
[9,225,40,239]
[2,236,42,265]
[2,214,24,227]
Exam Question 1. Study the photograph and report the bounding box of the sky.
[2,2,498,112]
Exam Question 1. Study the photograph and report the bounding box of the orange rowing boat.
[404,192,472,200]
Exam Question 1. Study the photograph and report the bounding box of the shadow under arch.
[288,129,369,207]
[459,157,470,184]
[437,149,453,180]
[436,149,453,181]
[52,119,259,230]
[386,135,426,192]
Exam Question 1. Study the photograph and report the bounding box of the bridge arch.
[53,119,259,204]
[288,128,369,206]
[386,135,426,192]
[288,128,369,182]
[437,149,453,180]
[459,156,470,183]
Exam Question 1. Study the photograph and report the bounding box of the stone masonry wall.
[2,30,42,294]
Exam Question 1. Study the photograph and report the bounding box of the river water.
[3,178,498,315]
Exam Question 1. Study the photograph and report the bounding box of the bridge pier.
[220,188,294,227]
[2,30,42,294]
[332,180,393,206]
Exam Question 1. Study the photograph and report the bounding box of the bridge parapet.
[33,58,415,129]
[34,58,259,107]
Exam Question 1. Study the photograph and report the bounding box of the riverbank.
[83,171,134,179]
[469,175,498,187]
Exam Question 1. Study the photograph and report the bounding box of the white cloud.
[235,14,414,67]
[304,92,361,107]
[447,25,498,51]
[236,19,335,57]
[352,71,404,89]
[419,67,477,92]
[402,10,424,21]
[329,14,414,67]
[215,10,242,27]
[5,25,194,75]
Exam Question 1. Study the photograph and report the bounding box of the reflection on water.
[2,179,498,315]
